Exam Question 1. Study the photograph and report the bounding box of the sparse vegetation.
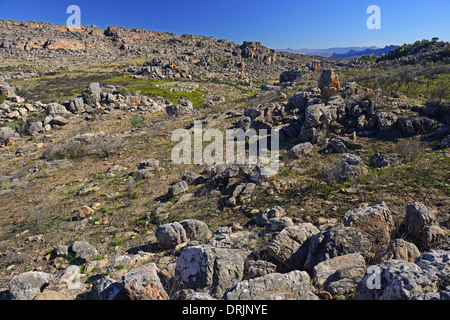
[0,21,448,302]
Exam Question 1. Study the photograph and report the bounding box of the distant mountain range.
[278,45,400,59]
[330,45,400,59]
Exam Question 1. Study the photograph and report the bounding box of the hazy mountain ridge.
[278,46,379,57]
[330,45,400,59]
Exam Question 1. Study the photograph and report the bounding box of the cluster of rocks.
[165,97,197,117]
[0,80,177,146]
[143,162,278,225]
[68,82,168,115]
[0,20,346,85]
[3,200,448,300]
[236,69,449,151]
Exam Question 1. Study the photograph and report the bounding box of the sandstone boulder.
[355,259,439,300]
[343,202,394,246]
[318,70,340,91]
[69,240,98,263]
[166,181,188,198]
[304,226,373,271]
[288,142,313,158]
[179,219,212,243]
[155,222,188,249]
[267,223,320,269]
[123,263,169,300]
[174,244,247,299]
[405,202,437,239]
[224,271,317,300]
[9,271,53,300]
[313,253,366,289]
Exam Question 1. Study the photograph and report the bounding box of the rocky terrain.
[0,20,449,301]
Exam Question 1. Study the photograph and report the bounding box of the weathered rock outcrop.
[123,263,169,300]
[224,271,318,300]
[174,244,248,299]
[266,223,320,269]
[9,271,54,300]
[304,226,373,271]
[343,202,394,246]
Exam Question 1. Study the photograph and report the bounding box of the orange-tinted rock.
[318,69,341,91]
[44,39,86,50]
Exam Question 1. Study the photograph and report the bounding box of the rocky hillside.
[0,21,449,301]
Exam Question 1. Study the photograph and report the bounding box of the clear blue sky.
[0,0,449,49]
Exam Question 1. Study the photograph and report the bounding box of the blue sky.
[0,0,449,49]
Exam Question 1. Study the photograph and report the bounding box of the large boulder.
[224,271,317,300]
[68,97,85,113]
[208,230,259,250]
[46,102,71,117]
[416,250,450,289]
[69,240,98,263]
[324,153,366,184]
[56,265,83,290]
[304,226,373,271]
[28,121,44,136]
[355,259,439,300]
[0,126,20,146]
[91,276,129,300]
[369,153,402,168]
[179,219,212,243]
[248,165,278,183]
[166,104,194,117]
[266,223,320,269]
[166,181,188,198]
[155,222,188,249]
[0,81,15,98]
[303,103,325,129]
[330,137,363,154]
[51,115,69,126]
[318,70,340,92]
[288,142,314,159]
[33,290,67,300]
[244,260,277,279]
[9,271,54,300]
[421,226,448,248]
[398,115,438,135]
[377,239,420,263]
[174,245,247,299]
[182,171,204,185]
[405,202,437,239]
[83,82,102,105]
[313,253,366,289]
[155,220,212,249]
[343,202,394,246]
[123,263,169,300]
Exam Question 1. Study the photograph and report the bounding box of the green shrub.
[130,115,145,127]
[114,263,125,270]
